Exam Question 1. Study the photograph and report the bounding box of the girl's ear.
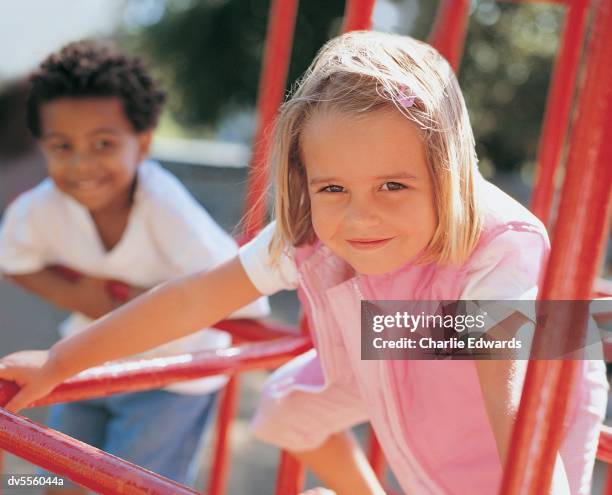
[136,130,153,162]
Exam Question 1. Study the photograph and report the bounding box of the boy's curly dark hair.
[26,40,166,137]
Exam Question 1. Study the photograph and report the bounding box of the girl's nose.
[345,194,380,227]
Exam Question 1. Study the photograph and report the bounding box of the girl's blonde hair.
[269,30,483,266]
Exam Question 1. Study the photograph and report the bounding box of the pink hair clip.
[398,92,415,108]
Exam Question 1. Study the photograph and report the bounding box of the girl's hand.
[0,350,66,414]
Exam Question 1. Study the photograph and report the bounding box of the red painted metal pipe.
[606,467,612,495]
[500,0,612,493]
[530,0,591,226]
[342,0,376,32]
[598,426,612,464]
[367,429,386,482]
[0,336,312,408]
[275,451,305,495]
[428,0,471,71]
[207,376,240,495]
[242,0,299,240]
[0,409,199,495]
[213,318,300,343]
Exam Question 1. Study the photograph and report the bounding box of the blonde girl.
[0,32,606,494]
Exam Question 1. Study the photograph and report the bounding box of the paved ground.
[0,160,609,494]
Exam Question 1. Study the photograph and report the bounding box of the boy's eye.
[319,184,345,193]
[49,142,71,153]
[380,181,407,191]
[92,139,115,151]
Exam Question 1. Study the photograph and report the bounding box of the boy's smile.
[302,108,437,275]
[39,97,151,212]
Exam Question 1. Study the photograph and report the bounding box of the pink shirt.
[239,181,607,494]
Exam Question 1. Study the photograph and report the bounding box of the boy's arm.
[0,256,263,413]
[6,269,145,319]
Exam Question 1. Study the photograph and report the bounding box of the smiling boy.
[0,40,268,492]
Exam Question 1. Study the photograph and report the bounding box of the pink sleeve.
[460,227,550,300]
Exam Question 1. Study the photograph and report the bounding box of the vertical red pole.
[530,0,591,225]
[428,0,471,71]
[606,466,612,495]
[501,0,612,493]
[242,0,299,240]
[367,430,386,481]
[342,0,384,483]
[275,451,306,495]
[206,376,240,495]
[342,0,376,32]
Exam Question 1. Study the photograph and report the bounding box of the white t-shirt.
[0,160,270,394]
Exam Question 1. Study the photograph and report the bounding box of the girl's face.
[302,108,437,275]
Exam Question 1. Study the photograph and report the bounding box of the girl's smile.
[346,237,396,250]
[301,108,437,275]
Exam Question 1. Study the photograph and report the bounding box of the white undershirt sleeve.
[238,221,299,295]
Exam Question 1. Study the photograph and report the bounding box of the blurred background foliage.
[119,0,564,175]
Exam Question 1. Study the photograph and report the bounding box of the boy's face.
[38,97,152,212]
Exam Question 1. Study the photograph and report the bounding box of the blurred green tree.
[459,2,562,173]
[123,0,346,128]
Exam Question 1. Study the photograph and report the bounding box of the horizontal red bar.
[0,336,312,408]
[0,410,199,494]
[213,318,300,342]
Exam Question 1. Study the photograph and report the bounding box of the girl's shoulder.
[476,180,549,251]
[460,181,550,299]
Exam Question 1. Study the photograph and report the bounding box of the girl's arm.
[7,269,145,319]
[475,313,570,494]
[0,256,262,413]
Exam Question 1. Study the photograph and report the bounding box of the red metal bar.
[242,0,299,240]
[275,451,305,495]
[0,409,199,495]
[530,0,591,225]
[428,0,471,71]
[341,0,376,32]
[0,336,312,408]
[213,318,299,343]
[367,429,386,481]
[207,376,240,495]
[500,0,612,492]
[268,3,379,491]
[597,426,612,464]
[606,465,612,495]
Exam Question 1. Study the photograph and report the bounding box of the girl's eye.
[380,181,407,191]
[319,184,345,193]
